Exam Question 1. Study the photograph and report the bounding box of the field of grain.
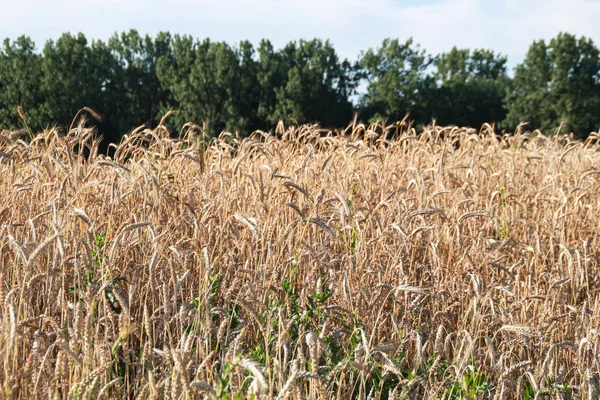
[1,119,600,399]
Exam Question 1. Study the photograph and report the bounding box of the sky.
[1,0,600,71]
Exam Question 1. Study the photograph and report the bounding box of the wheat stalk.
[1,120,599,397]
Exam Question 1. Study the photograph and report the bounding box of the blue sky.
[2,0,599,71]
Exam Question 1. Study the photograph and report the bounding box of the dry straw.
[1,119,600,398]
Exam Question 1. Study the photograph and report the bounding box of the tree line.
[1,30,599,147]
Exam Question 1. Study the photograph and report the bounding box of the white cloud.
[1,0,599,68]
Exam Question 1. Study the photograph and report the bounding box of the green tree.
[436,48,506,82]
[107,30,173,133]
[156,36,257,135]
[40,33,110,128]
[430,47,509,127]
[359,38,435,124]
[505,33,600,137]
[0,36,44,130]
[232,40,262,132]
[268,39,356,127]
[256,40,288,128]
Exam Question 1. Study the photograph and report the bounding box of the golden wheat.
[1,120,600,398]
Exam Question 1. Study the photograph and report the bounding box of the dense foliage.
[1,30,600,144]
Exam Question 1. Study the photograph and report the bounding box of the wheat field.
[1,119,600,399]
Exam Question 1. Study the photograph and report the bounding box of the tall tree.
[505,33,600,137]
[256,40,288,128]
[231,40,262,132]
[156,36,255,135]
[359,38,434,124]
[269,39,356,127]
[107,30,172,132]
[430,47,509,127]
[40,33,110,128]
[0,36,44,130]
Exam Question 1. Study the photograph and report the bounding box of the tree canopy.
[505,33,600,138]
[1,30,599,145]
[429,47,509,128]
[359,38,435,124]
